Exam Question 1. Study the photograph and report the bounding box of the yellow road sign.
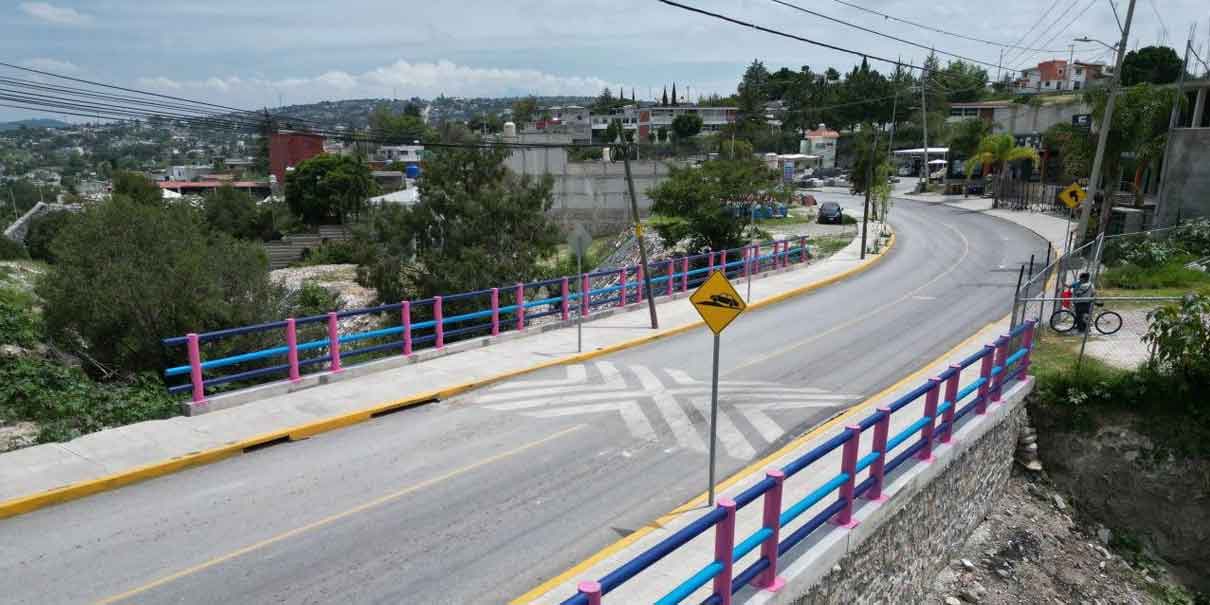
[1058,183,1087,209]
[690,270,747,334]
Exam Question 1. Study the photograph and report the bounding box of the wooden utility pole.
[621,142,659,329]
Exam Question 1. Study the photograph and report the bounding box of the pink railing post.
[402,301,413,355]
[285,318,300,382]
[326,312,343,372]
[919,378,941,461]
[618,267,628,307]
[636,265,645,303]
[712,499,737,605]
[581,273,590,316]
[666,259,674,297]
[708,251,715,274]
[490,288,500,336]
[976,345,995,415]
[720,249,728,275]
[781,241,789,269]
[742,246,750,280]
[991,335,1009,403]
[757,469,786,591]
[941,364,960,443]
[561,277,570,321]
[433,296,444,349]
[1019,320,1036,379]
[186,333,205,404]
[834,425,861,528]
[577,581,602,605]
[800,236,808,263]
[681,257,689,292]
[515,283,525,331]
[867,407,891,501]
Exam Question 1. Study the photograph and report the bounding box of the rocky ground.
[924,465,1195,605]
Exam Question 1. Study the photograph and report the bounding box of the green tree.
[850,124,890,195]
[647,158,773,252]
[369,105,431,143]
[38,196,279,373]
[511,97,539,124]
[736,60,771,137]
[604,119,625,144]
[204,185,259,239]
[1085,83,1178,211]
[937,60,989,103]
[285,154,379,227]
[1120,45,1184,86]
[964,134,1040,202]
[112,171,162,205]
[22,210,74,262]
[948,118,993,159]
[671,113,703,140]
[1043,123,1095,181]
[662,86,669,107]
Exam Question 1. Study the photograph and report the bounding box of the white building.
[589,104,738,141]
[1013,59,1106,95]
[803,124,840,170]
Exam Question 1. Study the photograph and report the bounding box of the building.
[947,98,1087,141]
[589,104,737,141]
[168,165,214,181]
[157,180,271,198]
[377,145,424,164]
[269,131,326,184]
[1153,79,1210,226]
[803,124,840,169]
[1013,60,1106,94]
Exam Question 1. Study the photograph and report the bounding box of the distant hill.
[0,118,70,131]
[264,96,596,129]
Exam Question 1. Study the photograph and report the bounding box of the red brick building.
[269,131,325,184]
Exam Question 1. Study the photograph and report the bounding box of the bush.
[0,236,29,260]
[299,239,368,266]
[1170,218,1210,256]
[203,186,259,239]
[1145,294,1210,382]
[0,294,39,348]
[38,197,280,374]
[23,210,73,262]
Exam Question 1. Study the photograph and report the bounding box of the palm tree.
[964,134,1040,203]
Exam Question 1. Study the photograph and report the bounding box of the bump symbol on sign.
[690,271,747,335]
[1058,183,1087,209]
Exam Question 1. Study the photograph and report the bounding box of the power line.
[1001,0,1068,67]
[1146,0,1168,45]
[1004,0,1088,68]
[1008,0,1102,71]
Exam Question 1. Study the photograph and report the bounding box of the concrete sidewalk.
[0,233,887,512]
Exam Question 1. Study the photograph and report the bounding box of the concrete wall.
[1154,128,1210,227]
[742,379,1032,605]
[2,201,80,243]
[992,101,1085,137]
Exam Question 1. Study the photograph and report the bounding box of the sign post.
[568,223,592,353]
[1058,183,1087,256]
[690,270,748,506]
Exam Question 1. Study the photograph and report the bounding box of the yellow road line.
[94,424,586,605]
[510,310,1010,605]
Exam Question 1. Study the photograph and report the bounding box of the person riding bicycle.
[1070,272,1095,333]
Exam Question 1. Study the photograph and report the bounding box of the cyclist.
[1070,272,1095,333]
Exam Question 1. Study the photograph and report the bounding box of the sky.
[1,0,1207,121]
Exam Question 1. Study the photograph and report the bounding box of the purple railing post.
[326,312,343,372]
[186,333,205,404]
[868,407,891,501]
[515,283,525,331]
[1019,320,1036,379]
[781,241,789,269]
[577,581,602,605]
[618,268,628,307]
[285,318,300,382]
[636,265,645,304]
[561,277,570,321]
[708,251,715,274]
[666,259,674,297]
[941,364,960,443]
[681,257,689,292]
[976,345,995,415]
[919,378,941,461]
[490,288,500,336]
[742,245,750,280]
[757,469,786,592]
[834,425,861,528]
[434,296,444,349]
[402,301,413,355]
[581,274,590,316]
[712,499,737,605]
[800,236,808,263]
[991,335,1009,403]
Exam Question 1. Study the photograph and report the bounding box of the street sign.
[1058,183,1087,209]
[567,222,592,258]
[782,162,794,183]
[1072,114,1091,128]
[690,271,747,335]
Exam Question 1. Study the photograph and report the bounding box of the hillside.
[0,119,70,131]
[266,95,595,128]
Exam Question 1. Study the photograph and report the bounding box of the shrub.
[1145,294,1210,382]
[0,294,39,348]
[203,185,259,239]
[38,197,280,374]
[1100,261,1210,289]
[0,236,29,260]
[299,239,367,266]
[1170,218,1210,256]
[23,210,73,262]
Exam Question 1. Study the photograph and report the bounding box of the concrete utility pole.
[919,60,929,192]
[1156,29,1194,220]
[1076,0,1137,245]
[621,142,659,329]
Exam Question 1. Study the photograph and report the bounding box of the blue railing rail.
[162,236,816,404]
[563,320,1038,605]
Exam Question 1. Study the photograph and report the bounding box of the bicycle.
[1049,302,1123,335]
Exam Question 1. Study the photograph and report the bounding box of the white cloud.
[19,2,92,25]
[21,57,79,73]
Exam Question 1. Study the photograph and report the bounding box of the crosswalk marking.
[529,401,655,441]
[632,365,706,452]
[688,397,755,459]
[487,364,588,391]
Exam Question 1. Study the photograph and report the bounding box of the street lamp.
[1074,37,1119,53]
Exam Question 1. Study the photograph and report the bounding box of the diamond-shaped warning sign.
[1058,183,1086,209]
[690,271,747,334]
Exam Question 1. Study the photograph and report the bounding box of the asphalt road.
[0,192,1044,605]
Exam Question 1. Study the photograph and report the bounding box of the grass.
[811,232,856,258]
[1101,262,1210,292]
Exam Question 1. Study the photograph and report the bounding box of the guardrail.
[564,320,1037,605]
[162,237,813,404]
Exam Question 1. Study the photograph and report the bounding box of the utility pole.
[860,130,879,259]
[1066,44,1075,91]
[621,142,659,329]
[1076,0,1136,245]
[919,57,930,193]
[1156,29,1194,221]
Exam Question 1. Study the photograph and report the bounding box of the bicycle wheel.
[1095,311,1123,335]
[1050,309,1076,333]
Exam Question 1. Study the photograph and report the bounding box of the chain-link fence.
[1018,295,1186,369]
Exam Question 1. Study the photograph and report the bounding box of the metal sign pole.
[708,332,720,507]
[576,251,583,353]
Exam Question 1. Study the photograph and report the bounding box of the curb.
[0,231,895,521]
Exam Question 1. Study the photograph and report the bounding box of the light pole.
[1074,0,1137,245]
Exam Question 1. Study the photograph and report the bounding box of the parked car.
[818,201,844,224]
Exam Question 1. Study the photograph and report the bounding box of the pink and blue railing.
[565,320,1037,605]
[162,237,813,404]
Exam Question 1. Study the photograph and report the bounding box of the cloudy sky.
[1,0,1206,121]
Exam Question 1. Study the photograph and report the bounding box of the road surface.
[0,192,1043,604]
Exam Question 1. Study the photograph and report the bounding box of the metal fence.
[1020,295,1185,369]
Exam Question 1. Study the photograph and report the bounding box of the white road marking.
[528,401,656,441]
[688,397,756,459]
[486,364,588,391]
[631,365,706,452]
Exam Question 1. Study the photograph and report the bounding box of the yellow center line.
[95,424,587,605]
[723,222,971,376]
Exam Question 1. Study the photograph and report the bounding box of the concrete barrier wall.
[742,379,1032,605]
